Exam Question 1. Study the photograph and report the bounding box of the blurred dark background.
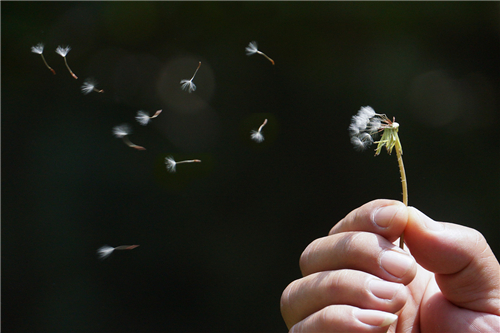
[2,2,499,332]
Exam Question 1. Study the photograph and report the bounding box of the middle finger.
[300,231,417,284]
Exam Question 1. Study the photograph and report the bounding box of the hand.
[280,199,500,332]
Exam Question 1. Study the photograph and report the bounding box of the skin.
[280,199,500,332]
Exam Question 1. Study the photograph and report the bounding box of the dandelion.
[81,78,104,95]
[31,43,56,75]
[349,106,407,249]
[55,45,78,79]
[180,61,201,93]
[135,109,162,126]
[97,244,139,260]
[250,119,268,143]
[112,124,146,150]
[165,156,201,173]
[245,41,275,65]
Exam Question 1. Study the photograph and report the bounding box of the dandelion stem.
[114,245,140,250]
[63,57,78,79]
[40,54,56,75]
[395,143,407,249]
[176,159,201,164]
[122,136,146,150]
[258,51,275,65]
[258,119,268,132]
[191,62,201,80]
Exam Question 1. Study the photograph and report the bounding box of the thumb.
[404,207,500,315]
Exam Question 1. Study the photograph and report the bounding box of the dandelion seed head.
[250,130,264,143]
[97,245,114,260]
[366,119,383,135]
[165,156,177,173]
[31,43,44,54]
[81,79,96,95]
[245,41,259,55]
[112,124,131,138]
[55,45,71,57]
[348,122,360,136]
[349,106,385,151]
[359,106,376,119]
[135,110,150,126]
[180,79,196,93]
[352,114,369,131]
[351,133,373,151]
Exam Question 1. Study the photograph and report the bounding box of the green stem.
[396,144,407,249]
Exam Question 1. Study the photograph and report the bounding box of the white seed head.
[367,118,382,133]
[180,79,196,93]
[352,114,369,131]
[250,130,264,143]
[112,124,131,138]
[245,41,259,55]
[135,110,151,126]
[81,79,96,95]
[349,106,381,151]
[359,106,376,119]
[348,122,360,136]
[55,45,71,57]
[351,132,373,151]
[31,43,44,54]
[165,156,177,173]
[97,245,115,260]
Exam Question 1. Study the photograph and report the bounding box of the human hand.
[280,199,500,332]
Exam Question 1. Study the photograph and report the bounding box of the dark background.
[2,2,499,332]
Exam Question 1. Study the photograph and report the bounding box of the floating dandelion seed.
[135,109,162,126]
[81,79,103,95]
[349,106,407,249]
[180,61,201,93]
[112,124,146,150]
[165,156,201,173]
[97,244,139,260]
[55,45,78,79]
[245,41,275,65]
[31,43,56,75]
[250,119,268,143]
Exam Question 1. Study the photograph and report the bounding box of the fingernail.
[369,279,403,300]
[380,250,414,278]
[373,205,401,228]
[354,308,398,327]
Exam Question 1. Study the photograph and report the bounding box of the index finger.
[330,200,408,243]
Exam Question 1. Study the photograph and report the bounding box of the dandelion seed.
[55,45,78,79]
[245,41,275,65]
[112,124,146,150]
[165,156,201,173]
[81,78,103,95]
[135,109,162,126]
[97,244,139,260]
[250,119,268,143]
[31,43,56,75]
[180,61,201,93]
[349,106,407,249]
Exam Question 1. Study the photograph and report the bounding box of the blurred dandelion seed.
[245,41,275,65]
[97,244,139,260]
[112,124,146,150]
[250,119,268,143]
[55,45,78,79]
[31,43,56,75]
[81,79,103,95]
[165,156,201,173]
[135,109,162,126]
[349,106,407,249]
[180,61,201,93]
